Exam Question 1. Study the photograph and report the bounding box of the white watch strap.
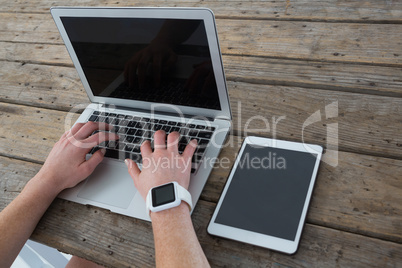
[176,183,193,212]
[146,182,193,214]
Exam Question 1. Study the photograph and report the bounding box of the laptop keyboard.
[87,111,215,173]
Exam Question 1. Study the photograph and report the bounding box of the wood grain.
[1,13,402,65]
[1,78,401,159]
[1,45,402,97]
[1,161,401,267]
[0,105,401,243]
[0,0,401,22]
[203,139,402,243]
[1,1,401,266]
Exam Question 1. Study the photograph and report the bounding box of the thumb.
[81,148,105,176]
[125,158,141,181]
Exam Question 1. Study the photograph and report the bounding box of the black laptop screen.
[61,17,221,110]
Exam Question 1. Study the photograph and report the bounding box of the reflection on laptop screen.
[61,17,221,110]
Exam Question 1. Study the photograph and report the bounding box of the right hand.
[125,130,197,200]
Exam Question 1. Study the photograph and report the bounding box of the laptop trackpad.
[77,162,136,209]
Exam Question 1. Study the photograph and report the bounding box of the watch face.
[152,183,176,207]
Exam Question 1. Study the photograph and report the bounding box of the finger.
[153,130,166,150]
[68,122,86,137]
[182,139,198,160]
[140,139,153,158]
[79,148,105,178]
[125,158,141,181]
[82,131,119,147]
[74,122,112,140]
[167,131,180,154]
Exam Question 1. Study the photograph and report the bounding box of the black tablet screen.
[214,144,318,241]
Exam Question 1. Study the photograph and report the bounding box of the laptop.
[51,7,232,221]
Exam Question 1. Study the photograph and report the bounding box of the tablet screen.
[214,144,318,241]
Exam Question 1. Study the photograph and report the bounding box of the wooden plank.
[0,0,401,22]
[0,160,401,267]
[223,56,402,97]
[0,62,88,111]
[0,103,78,161]
[227,81,402,159]
[2,45,402,97]
[0,105,401,243]
[1,13,402,65]
[1,76,401,158]
[202,139,402,243]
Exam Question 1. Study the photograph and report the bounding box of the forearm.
[0,174,59,267]
[151,203,210,268]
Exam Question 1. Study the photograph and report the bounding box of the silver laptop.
[51,7,232,221]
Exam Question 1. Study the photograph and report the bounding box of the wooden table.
[1,1,401,267]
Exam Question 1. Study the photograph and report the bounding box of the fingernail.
[100,148,106,155]
[125,159,131,168]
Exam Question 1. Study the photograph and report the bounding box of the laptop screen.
[61,17,221,110]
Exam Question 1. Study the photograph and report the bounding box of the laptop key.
[117,127,128,134]
[129,153,142,163]
[104,149,120,159]
[170,127,180,133]
[161,125,171,132]
[153,124,163,131]
[133,137,142,144]
[135,129,144,136]
[198,131,213,139]
[111,118,120,125]
[188,130,198,137]
[127,121,138,128]
[125,136,134,143]
[178,144,186,153]
[88,115,98,122]
[124,144,134,152]
[119,119,129,126]
[132,146,141,153]
[127,128,136,136]
[117,142,126,150]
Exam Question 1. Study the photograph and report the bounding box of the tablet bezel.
[207,136,323,254]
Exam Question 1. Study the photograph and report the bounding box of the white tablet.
[207,136,323,254]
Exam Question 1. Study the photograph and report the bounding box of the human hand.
[36,122,119,194]
[124,42,177,90]
[125,130,197,201]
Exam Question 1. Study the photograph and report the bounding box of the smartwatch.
[146,181,193,214]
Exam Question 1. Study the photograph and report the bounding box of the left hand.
[36,122,119,194]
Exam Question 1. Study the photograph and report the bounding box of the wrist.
[30,171,64,198]
[150,202,190,222]
[146,181,192,215]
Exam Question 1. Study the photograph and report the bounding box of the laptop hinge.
[102,104,215,121]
